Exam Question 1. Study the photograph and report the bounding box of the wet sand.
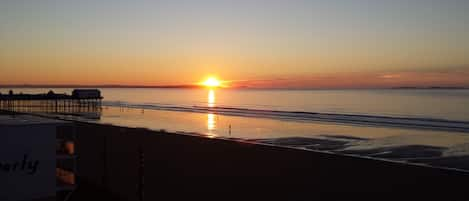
[254,135,469,171]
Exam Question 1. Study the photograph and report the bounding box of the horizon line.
[0,84,468,90]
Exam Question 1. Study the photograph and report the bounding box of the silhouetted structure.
[72,89,101,99]
[0,89,102,117]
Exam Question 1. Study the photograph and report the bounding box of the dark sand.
[2,110,469,200]
[73,122,469,201]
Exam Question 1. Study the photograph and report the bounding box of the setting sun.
[201,77,221,88]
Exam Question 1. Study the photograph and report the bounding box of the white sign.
[0,124,56,201]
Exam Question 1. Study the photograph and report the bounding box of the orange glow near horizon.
[2,1,469,89]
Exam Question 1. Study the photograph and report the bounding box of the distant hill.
[392,86,468,90]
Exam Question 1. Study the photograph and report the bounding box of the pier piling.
[0,89,103,117]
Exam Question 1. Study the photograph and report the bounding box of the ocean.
[2,88,469,171]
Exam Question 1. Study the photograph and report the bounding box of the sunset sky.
[1,0,468,88]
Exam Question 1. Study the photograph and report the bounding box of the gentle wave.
[103,101,469,133]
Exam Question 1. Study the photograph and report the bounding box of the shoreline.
[5,109,469,172]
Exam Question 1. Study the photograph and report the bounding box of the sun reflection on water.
[208,89,215,107]
[207,89,217,137]
[207,113,216,131]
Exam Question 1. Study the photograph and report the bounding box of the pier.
[0,89,103,116]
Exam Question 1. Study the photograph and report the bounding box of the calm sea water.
[102,88,469,121]
[2,88,469,170]
[4,88,468,121]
